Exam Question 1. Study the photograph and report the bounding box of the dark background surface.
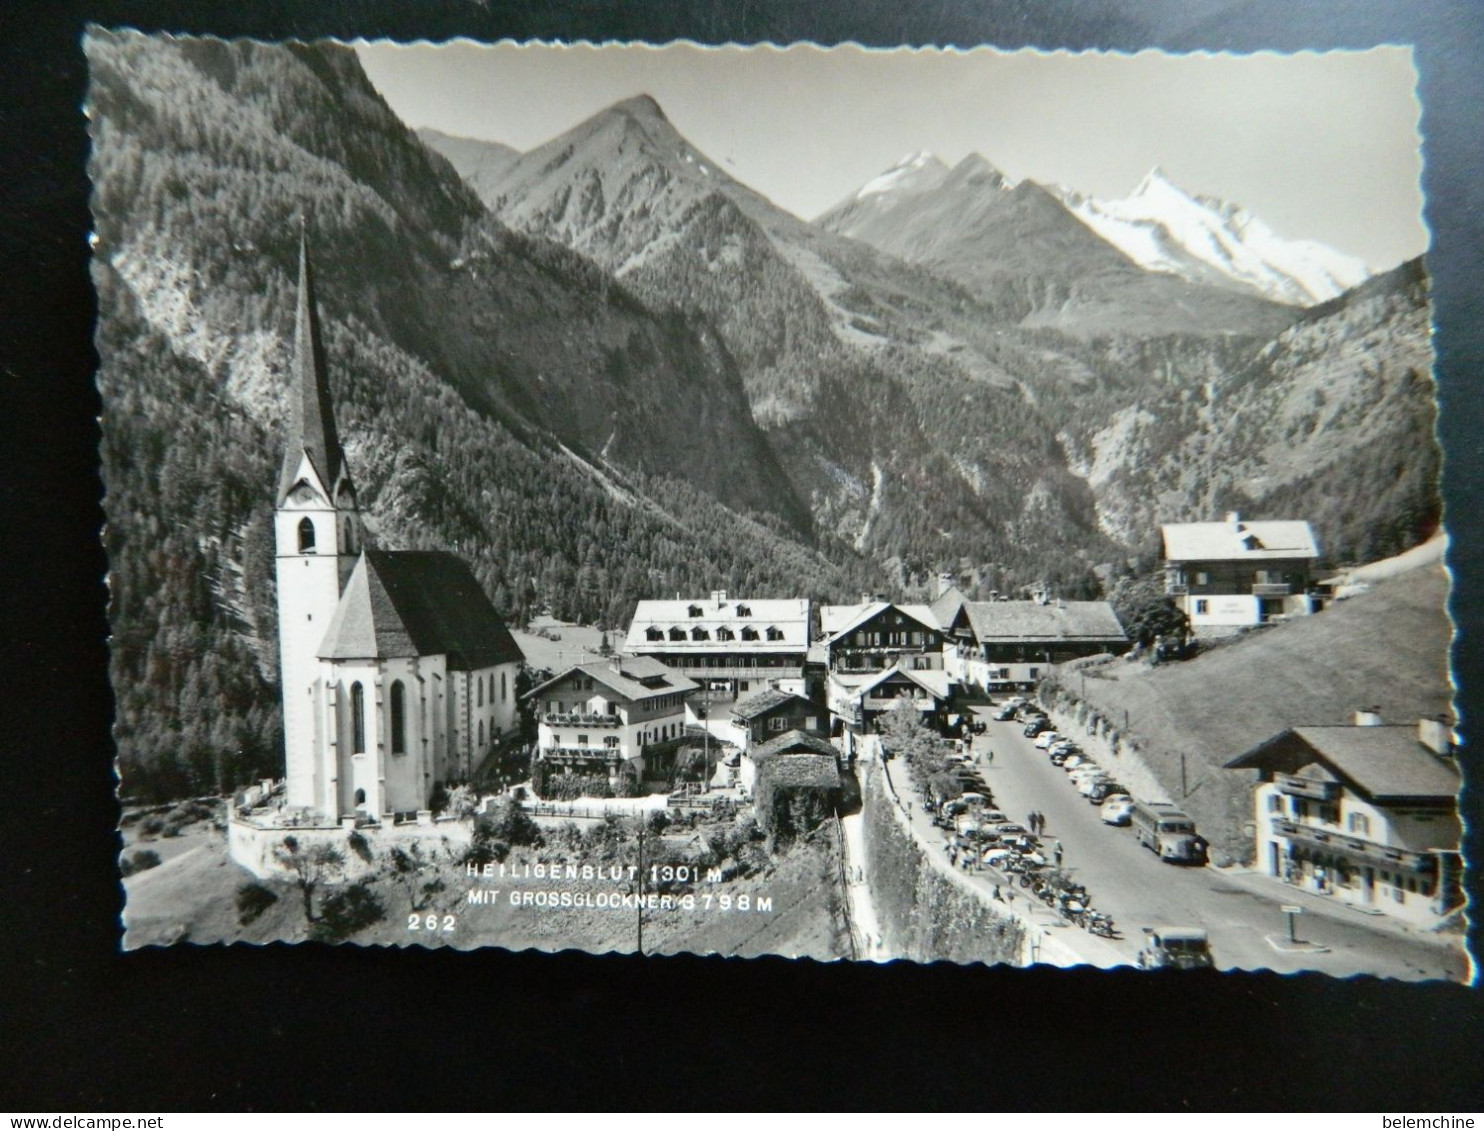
[2,0,1481,1112]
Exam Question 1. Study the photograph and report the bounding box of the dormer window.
[765,626,784,641]
[669,627,686,641]
[645,627,663,641]
[716,627,734,641]
[736,604,751,617]
[298,517,316,553]
[691,627,710,641]
[688,605,703,617]
[740,626,759,641]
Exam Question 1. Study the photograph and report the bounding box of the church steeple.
[277,226,350,504]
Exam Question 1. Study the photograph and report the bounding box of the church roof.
[317,550,524,669]
[278,232,350,503]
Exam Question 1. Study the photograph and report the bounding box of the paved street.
[965,704,1468,981]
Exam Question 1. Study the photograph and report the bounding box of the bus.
[1130,801,1205,864]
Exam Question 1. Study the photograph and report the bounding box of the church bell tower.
[275,228,362,812]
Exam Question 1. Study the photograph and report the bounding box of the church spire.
[278,223,349,503]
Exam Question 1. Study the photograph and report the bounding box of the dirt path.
[838,807,887,961]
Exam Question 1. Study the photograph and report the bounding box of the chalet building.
[265,233,523,826]
[623,593,816,705]
[817,599,946,674]
[1225,713,1462,925]
[523,656,698,788]
[828,663,956,736]
[745,730,844,816]
[1162,514,1321,634]
[728,688,829,751]
[940,596,1129,691]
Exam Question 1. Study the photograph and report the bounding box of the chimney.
[1418,716,1455,755]
[937,571,954,598]
[862,592,874,606]
[1032,586,1048,606]
[1227,511,1242,529]
[1353,706,1384,727]
[712,589,727,607]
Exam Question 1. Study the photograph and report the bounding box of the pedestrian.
[993,884,1002,902]
[985,748,994,764]
[1054,843,1064,867]
[1027,810,1035,830]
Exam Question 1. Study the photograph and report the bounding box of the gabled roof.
[1162,519,1319,562]
[524,655,698,703]
[962,600,1127,644]
[278,232,350,504]
[731,688,813,721]
[750,729,841,763]
[318,550,524,669]
[758,753,842,790]
[623,597,811,653]
[856,663,953,701]
[818,601,942,646]
[929,585,969,632]
[1226,725,1459,805]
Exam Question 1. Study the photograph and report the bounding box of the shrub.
[120,848,161,877]
[235,881,279,925]
[441,783,478,820]
[464,833,510,867]
[477,797,543,847]
[140,816,166,837]
[311,882,385,942]
[347,830,373,863]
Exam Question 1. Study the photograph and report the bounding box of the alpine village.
[96,34,1463,979]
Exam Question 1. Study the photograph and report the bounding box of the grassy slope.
[1066,563,1452,860]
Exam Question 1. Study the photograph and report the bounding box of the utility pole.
[635,818,645,956]
[1181,752,1188,798]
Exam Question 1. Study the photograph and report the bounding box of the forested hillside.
[89,33,880,801]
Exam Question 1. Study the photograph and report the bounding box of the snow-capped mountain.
[1059,167,1371,306]
[818,152,1294,338]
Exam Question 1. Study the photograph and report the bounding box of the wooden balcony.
[542,712,622,728]
[1252,583,1293,597]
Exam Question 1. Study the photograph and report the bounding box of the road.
[965,704,1468,981]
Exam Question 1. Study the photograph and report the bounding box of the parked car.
[970,720,988,735]
[1049,740,1078,756]
[1062,754,1095,771]
[1077,774,1115,797]
[994,704,1018,721]
[1023,719,1051,737]
[1088,781,1129,804]
[1137,927,1214,970]
[1048,750,1073,767]
[1067,763,1104,782]
[1033,731,1063,750]
[1101,795,1135,825]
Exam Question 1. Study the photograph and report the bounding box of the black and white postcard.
[91,32,1465,979]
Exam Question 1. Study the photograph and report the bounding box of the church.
[273,233,524,823]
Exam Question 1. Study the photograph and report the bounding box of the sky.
[355,40,1428,271]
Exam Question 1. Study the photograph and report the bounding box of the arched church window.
[298,517,316,554]
[478,719,485,748]
[390,680,406,755]
[354,788,366,806]
[350,682,366,753]
[501,672,507,702]
[477,676,484,707]
[342,519,355,554]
